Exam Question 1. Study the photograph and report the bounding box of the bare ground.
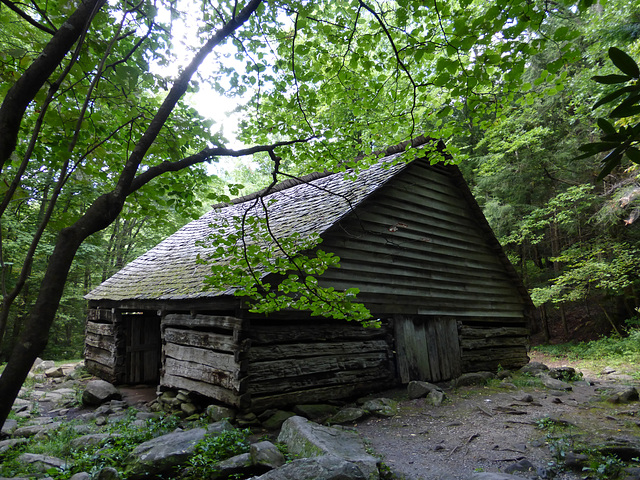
[355,354,640,480]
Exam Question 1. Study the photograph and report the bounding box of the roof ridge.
[213,135,436,209]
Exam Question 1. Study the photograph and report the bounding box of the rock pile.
[2,359,640,480]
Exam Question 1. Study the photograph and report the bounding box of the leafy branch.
[577,47,640,180]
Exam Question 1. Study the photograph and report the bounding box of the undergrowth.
[0,410,253,480]
[533,328,640,377]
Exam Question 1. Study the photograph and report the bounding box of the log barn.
[85,141,533,411]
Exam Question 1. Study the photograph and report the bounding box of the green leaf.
[609,47,640,78]
[592,74,632,84]
[593,86,636,109]
[610,104,640,119]
[597,147,624,180]
[597,118,617,136]
[578,142,619,154]
[626,147,640,164]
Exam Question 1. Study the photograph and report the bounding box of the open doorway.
[122,311,161,384]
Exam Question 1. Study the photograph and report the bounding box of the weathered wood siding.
[160,314,249,408]
[320,162,524,319]
[85,308,121,383]
[246,319,395,411]
[459,324,529,371]
[318,161,529,373]
[394,316,461,383]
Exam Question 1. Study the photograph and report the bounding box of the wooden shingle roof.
[85,152,411,301]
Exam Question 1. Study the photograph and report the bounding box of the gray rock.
[207,418,234,434]
[95,467,119,480]
[426,390,446,406]
[452,372,495,387]
[18,453,67,472]
[215,452,252,477]
[608,387,639,404]
[362,398,398,417]
[180,402,198,416]
[70,434,122,450]
[0,438,28,454]
[407,381,441,399]
[126,428,208,476]
[262,410,296,430]
[250,454,366,480]
[539,374,572,391]
[12,422,58,438]
[514,393,534,403]
[278,416,378,479]
[205,404,236,422]
[251,441,285,469]
[471,473,532,480]
[549,366,577,380]
[237,412,261,427]
[503,458,536,474]
[1,419,18,436]
[32,359,55,372]
[327,407,368,425]
[82,380,121,406]
[292,404,339,421]
[624,467,640,480]
[519,362,549,375]
[564,451,589,470]
[44,367,65,378]
[69,473,92,480]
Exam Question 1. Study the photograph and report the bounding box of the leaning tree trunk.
[0,0,264,432]
[0,193,124,427]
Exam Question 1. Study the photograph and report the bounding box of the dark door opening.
[123,312,161,384]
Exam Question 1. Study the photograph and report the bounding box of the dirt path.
[355,361,640,480]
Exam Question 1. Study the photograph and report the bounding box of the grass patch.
[533,329,640,378]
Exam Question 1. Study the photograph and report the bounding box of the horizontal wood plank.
[85,332,118,353]
[164,357,245,391]
[248,352,390,381]
[86,321,115,336]
[248,339,390,362]
[249,379,398,411]
[161,373,248,408]
[248,322,386,345]
[163,328,242,352]
[460,326,530,338]
[162,314,244,331]
[247,365,393,396]
[164,342,242,373]
[460,337,529,350]
[84,345,116,368]
[85,359,116,383]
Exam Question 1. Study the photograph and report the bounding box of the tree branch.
[0,0,107,169]
[128,137,312,193]
[0,0,56,34]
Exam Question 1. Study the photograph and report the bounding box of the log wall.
[159,314,249,408]
[85,308,122,383]
[459,323,529,372]
[245,319,395,411]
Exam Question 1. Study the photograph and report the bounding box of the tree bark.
[0,0,264,432]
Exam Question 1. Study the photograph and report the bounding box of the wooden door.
[394,316,461,383]
[124,314,161,384]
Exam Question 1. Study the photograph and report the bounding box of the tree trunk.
[0,0,264,432]
[0,192,123,427]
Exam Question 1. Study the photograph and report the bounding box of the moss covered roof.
[85,152,410,301]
